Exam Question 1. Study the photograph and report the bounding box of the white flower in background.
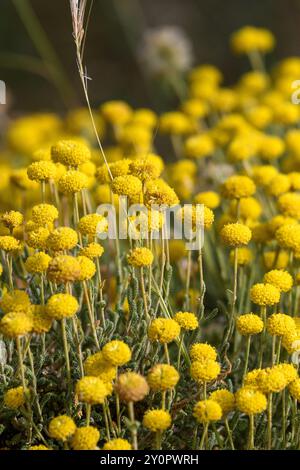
[139,26,194,76]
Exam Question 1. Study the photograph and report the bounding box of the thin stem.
[86,404,91,426]
[61,318,71,383]
[242,335,251,385]
[267,393,273,450]
[225,418,235,450]
[82,280,99,349]
[164,343,170,364]
[248,414,255,450]
[199,423,208,450]
[128,401,138,450]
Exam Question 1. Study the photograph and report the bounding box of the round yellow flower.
[47,255,81,284]
[46,293,79,320]
[0,289,31,313]
[29,445,51,450]
[76,256,96,281]
[51,140,91,167]
[0,235,21,252]
[102,340,131,366]
[289,378,300,401]
[111,175,142,198]
[103,438,132,450]
[220,223,252,247]
[221,175,256,199]
[147,364,179,391]
[148,318,180,344]
[276,224,300,251]
[235,387,267,415]
[76,376,109,405]
[257,368,287,394]
[194,191,220,209]
[174,311,198,330]
[31,305,53,334]
[48,227,78,251]
[115,372,149,402]
[27,161,57,182]
[31,204,58,227]
[191,359,220,383]
[236,313,264,335]
[0,311,33,338]
[78,213,108,237]
[71,426,100,450]
[278,192,300,219]
[27,227,50,250]
[84,351,116,382]
[127,247,154,267]
[25,252,51,274]
[267,313,296,336]
[79,242,104,259]
[159,112,193,135]
[274,363,297,384]
[101,100,132,125]
[48,415,76,442]
[229,247,252,266]
[4,386,26,409]
[193,399,222,423]
[129,154,164,181]
[184,134,214,159]
[190,343,217,362]
[1,211,23,230]
[143,409,171,432]
[58,170,88,194]
[231,26,275,54]
[209,389,235,417]
[250,283,280,306]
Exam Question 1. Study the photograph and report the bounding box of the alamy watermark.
[95,197,205,251]
[0,80,6,105]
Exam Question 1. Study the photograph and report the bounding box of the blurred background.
[1,0,300,115]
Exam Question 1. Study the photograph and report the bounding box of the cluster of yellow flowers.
[1,24,300,451]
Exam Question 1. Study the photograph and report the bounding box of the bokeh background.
[1,0,300,114]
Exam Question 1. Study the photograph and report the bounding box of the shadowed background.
[1,0,300,113]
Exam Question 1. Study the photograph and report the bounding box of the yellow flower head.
[148,318,180,344]
[147,364,179,391]
[4,386,26,409]
[231,26,275,55]
[31,204,58,227]
[101,100,132,125]
[235,387,267,415]
[58,170,88,194]
[76,376,109,405]
[289,378,300,401]
[210,389,235,417]
[174,311,198,330]
[278,192,300,219]
[46,293,79,320]
[230,247,252,266]
[1,211,23,230]
[127,247,154,267]
[194,191,220,209]
[76,256,96,281]
[263,269,293,293]
[0,311,33,338]
[267,313,296,337]
[191,359,220,383]
[129,154,164,181]
[25,252,52,274]
[0,235,21,252]
[0,289,31,313]
[51,140,91,167]
[47,255,81,284]
[190,343,217,362]
[48,415,76,442]
[220,222,252,247]
[79,242,104,259]
[115,372,149,402]
[221,175,256,199]
[184,134,214,159]
[84,351,116,382]
[71,426,100,450]
[31,305,53,334]
[236,313,264,336]
[257,368,287,394]
[102,340,131,366]
[103,439,132,450]
[111,175,142,198]
[250,283,280,306]
[143,409,171,432]
[27,161,57,182]
[193,399,222,423]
